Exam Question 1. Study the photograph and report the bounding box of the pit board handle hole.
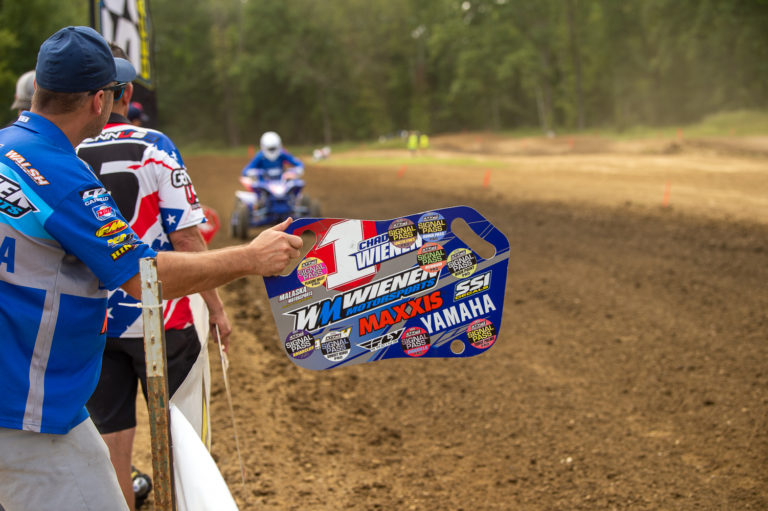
[450,218,496,260]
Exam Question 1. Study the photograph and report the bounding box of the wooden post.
[140,258,177,511]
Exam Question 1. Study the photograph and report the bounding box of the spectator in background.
[9,70,35,116]
[76,43,231,511]
[127,101,148,126]
[407,130,419,156]
[419,132,430,153]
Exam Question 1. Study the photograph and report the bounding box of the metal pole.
[140,257,177,511]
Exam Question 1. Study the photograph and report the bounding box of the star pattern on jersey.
[109,289,129,319]
[106,288,142,337]
[159,207,186,232]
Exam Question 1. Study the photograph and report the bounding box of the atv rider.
[241,131,304,183]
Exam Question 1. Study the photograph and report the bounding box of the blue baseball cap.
[35,26,136,93]
[128,102,149,123]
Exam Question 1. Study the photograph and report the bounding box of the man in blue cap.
[0,27,302,510]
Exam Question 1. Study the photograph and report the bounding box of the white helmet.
[260,131,282,161]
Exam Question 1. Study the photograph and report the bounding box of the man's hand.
[249,218,303,276]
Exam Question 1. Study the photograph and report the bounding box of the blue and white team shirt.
[242,150,303,180]
[0,112,157,434]
[77,115,206,338]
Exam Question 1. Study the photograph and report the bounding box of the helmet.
[11,70,35,111]
[260,131,282,161]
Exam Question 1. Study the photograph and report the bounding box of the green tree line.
[2,0,767,145]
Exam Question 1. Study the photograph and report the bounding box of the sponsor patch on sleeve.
[80,187,111,206]
[110,243,137,261]
[92,204,116,221]
[96,219,128,238]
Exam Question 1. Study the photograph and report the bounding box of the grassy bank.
[178,109,768,157]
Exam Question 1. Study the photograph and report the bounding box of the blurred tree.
[150,0,224,141]
[2,0,767,143]
[0,0,85,125]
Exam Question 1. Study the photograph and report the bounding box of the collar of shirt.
[13,111,78,154]
[106,112,131,125]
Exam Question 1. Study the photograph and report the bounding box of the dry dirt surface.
[136,134,768,510]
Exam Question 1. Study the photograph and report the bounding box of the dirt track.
[138,134,768,510]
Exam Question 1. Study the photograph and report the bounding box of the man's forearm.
[167,225,227,306]
[157,246,253,298]
[120,219,302,299]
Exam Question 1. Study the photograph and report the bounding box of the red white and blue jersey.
[77,114,206,338]
[0,113,157,433]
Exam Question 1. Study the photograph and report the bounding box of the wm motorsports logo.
[286,266,438,332]
[0,174,38,218]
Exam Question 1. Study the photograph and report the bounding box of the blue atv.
[230,172,321,239]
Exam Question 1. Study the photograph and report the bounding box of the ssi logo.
[454,271,491,301]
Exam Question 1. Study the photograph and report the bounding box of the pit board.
[263,206,509,370]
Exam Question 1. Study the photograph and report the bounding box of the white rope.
[215,325,246,488]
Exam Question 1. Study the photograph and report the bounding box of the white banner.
[96,0,154,87]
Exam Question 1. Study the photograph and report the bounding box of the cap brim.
[114,57,137,83]
[10,98,30,110]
